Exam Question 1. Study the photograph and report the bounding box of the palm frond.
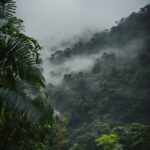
[15,80,54,125]
[0,87,42,121]
[15,80,47,105]
[0,0,16,19]
[0,35,45,87]
[1,17,24,35]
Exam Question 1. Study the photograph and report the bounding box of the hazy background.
[16,0,149,48]
[15,0,149,85]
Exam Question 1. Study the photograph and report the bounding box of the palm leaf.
[15,80,54,125]
[1,17,24,35]
[0,0,16,19]
[0,87,42,121]
[0,80,53,123]
[0,35,45,87]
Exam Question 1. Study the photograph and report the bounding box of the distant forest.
[48,4,150,150]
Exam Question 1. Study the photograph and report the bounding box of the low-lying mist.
[42,37,144,85]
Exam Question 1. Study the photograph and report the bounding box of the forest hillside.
[47,4,150,150]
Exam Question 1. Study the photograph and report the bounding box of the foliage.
[96,134,120,150]
[0,112,54,150]
[48,4,150,150]
[0,0,54,149]
[112,124,150,150]
[96,124,150,150]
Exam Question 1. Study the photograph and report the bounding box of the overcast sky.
[16,0,149,48]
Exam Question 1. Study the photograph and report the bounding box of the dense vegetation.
[1,0,150,149]
[0,0,54,149]
[48,4,150,150]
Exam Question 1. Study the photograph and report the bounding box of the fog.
[42,38,144,85]
[15,0,149,85]
[43,55,96,85]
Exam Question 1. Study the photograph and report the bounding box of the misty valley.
[0,0,150,150]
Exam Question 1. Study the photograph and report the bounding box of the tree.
[0,0,54,149]
[112,124,150,150]
[96,134,121,150]
[0,0,53,123]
